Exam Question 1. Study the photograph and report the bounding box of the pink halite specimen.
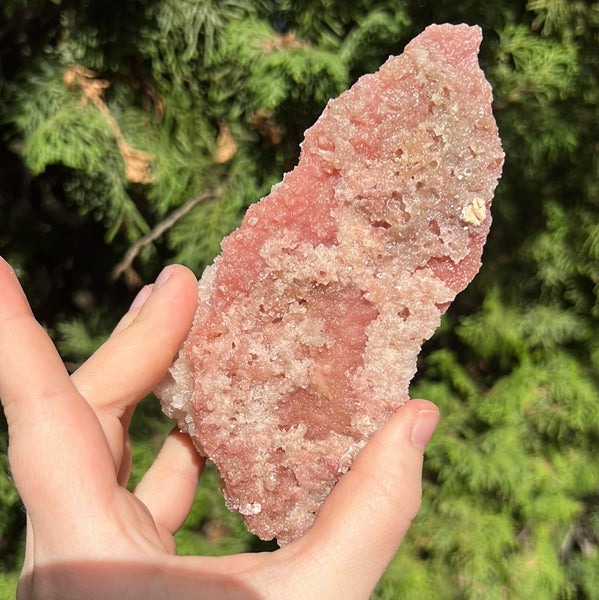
[157,23,504,544]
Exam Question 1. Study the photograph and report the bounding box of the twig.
[111,187,223,287]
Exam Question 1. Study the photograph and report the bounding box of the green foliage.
[0,572,20,600]
[54,316,110,365]
[0,455,23,571]
[1,0,599,598]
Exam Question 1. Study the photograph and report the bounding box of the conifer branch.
[111,186,223,287]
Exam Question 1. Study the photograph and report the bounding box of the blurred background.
[1,1,598,598]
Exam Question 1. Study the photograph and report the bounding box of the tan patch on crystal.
[461,198,486,226]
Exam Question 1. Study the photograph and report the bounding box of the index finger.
[0,259,71,430]
[0,258,116,513]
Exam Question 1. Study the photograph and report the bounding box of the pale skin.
[0,256,439,600]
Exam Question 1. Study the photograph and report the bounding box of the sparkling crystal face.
[157,23,504,545]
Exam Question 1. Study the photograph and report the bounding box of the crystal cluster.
[157,23,504,544]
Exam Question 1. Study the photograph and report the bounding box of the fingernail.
[154,265,176,290]
[129,285,152,311]
[411,409,439,452]
[129,266,175,310]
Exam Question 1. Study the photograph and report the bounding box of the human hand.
[0,256,439,600]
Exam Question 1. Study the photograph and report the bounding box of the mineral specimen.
[157,23,504,545]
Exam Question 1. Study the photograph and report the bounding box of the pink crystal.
[157,23,504,544]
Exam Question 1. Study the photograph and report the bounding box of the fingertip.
[128,265,198,315]
[113,265,197,340]
[110,285,154,336]
[156,264,198,289]
[134,427,204,535]
[129,284,153,312]
[0,258,31,321]
[409,400,440,453]
[139,265,198,322]
[0,255,16,276]
[134,265,198,351]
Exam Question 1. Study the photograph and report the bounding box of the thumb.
[285,399,439,599]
